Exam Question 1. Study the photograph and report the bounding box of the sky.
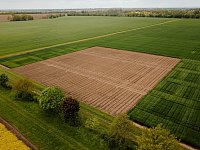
[0,0,200,9]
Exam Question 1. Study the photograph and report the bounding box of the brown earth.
[0,15,10,22]
[12,47,180,116]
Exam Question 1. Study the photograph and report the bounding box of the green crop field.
[129,59,200,148]
[1,19,200,68]
[0,16,168,57]
[0,16,200,149]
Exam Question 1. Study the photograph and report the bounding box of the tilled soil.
[12,47,180,115]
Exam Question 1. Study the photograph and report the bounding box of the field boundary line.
[0,19,180,59]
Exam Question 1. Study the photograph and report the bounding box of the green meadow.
[0,16,200,149]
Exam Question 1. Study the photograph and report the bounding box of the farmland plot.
[12,47,180,115]
[129,59,200,148]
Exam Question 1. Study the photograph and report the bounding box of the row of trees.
[66,8,200,19]
[0,73,183,149]
[45,13,65,19]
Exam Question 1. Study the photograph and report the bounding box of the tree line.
[66,8,200,19]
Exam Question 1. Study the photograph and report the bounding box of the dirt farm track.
[13,47,180,115]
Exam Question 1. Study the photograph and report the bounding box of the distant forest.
[0,8,200,19]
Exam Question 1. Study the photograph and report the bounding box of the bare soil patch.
[12,47,180,115]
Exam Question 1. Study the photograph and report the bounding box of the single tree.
[61,96,80,124]
[108,114,135,149]
[39,86,65,113]
[137,124,182,150]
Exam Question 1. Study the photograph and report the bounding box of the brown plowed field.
[12,47,180,115]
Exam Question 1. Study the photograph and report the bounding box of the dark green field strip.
[0,67,113,150]
[129,59,200,149]
[0,42,94,68]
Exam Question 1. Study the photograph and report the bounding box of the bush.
[108,114,135,149]
[11,14,33,21]
[85,117,100,131]
[137,124,182,150]
[39,86,65,113]
[61,97,80,125]
[14,79,35,101]
[0,74,12,89]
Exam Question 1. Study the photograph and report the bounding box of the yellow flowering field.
[0,123,30,150]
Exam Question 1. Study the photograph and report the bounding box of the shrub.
[108,114,135,149]
[39,86,65,113]
[61,97,80,125]
[85,117,100,131]
[11,14,33,21]
[137,124,182,150]
[14,79,35,101]
[0,74,12,89]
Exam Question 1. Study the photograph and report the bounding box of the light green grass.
[0,16,169,57]
[1,19,200,68]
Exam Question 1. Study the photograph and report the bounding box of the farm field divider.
[128,59,200,148]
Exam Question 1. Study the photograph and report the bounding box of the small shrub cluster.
[10,14,33,21]
[47,14,65,19]
[0,74,12,89]
[14,79,35,101]
[85,117,100,131]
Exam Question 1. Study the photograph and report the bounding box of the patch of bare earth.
[0,15,10,22]
[12,47,180,116]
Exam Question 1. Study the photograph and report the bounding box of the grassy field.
[0,67,116,150]
[0,16,169,57]
[129,59,200,148]
[1,19,200,68]
[0,17,200,149]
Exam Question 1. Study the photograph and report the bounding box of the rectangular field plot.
[129,59,200,148]
[12,47,179,116]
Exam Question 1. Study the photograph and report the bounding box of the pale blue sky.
[0,0,200,9]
